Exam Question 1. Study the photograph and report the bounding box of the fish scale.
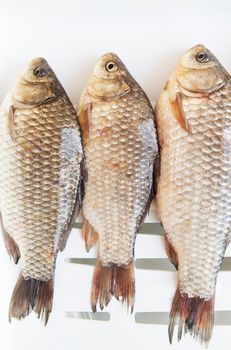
[156,44,231,344]
[0,94,82,282]
[83,91,155,266]
[79,52,158,312]
[157,83,231,300]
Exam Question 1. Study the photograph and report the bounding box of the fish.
[78,53,158,312]
[155,44,231,345]
[0,58,83,324]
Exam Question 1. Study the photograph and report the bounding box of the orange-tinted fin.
[91,259,135,313]
[170,92,191,134]
[164,234,178,270]
[78,103,92,144]
[169,286,214,346]
[82,215,98,252]
[7,105,16,142]
[0,213,20,264]
[3,231,20,264]
[9,272,54,325]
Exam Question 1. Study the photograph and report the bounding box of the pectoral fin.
[7,105,16,142]
[170,92,191,134]
[78,103,92,144]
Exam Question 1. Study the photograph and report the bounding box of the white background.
[0,1,231,350]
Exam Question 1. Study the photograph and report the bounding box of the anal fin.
[82,215,98,252]
[164,234,178,270]
[3,232,21,264]
[0,213,20,264]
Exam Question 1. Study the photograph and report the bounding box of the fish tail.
[9,272,54,325]
[82,216,98,252]
[168,286,214,347]
[91,259,135,313]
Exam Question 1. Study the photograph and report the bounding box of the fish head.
[85,53,132,100]
[174,44,230,96]
[12,58,63,105]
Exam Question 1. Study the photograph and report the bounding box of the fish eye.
[105,61,118,72]
[33,66,47,77]
[196,52,210,63]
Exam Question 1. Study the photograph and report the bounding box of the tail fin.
[169,287,214,346]
[9,273,54,325]
[82,216,98,252]
[91,259,135,313]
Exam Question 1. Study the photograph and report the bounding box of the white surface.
[0,1,231,350]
